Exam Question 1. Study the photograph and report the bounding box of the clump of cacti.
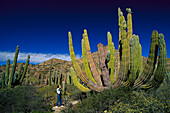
[68,8,167,92]
[1,45,30,88]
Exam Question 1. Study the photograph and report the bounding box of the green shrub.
[61,84,170,113]
[0,86,52,113]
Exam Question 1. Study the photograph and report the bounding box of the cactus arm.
[49,59,52,86]
[107,32,115,84]
[138,44,143,78]
[5,59,10,85]
[58,70,61,85]
[66,72,70,84]
[124,35,140,87]
[133,30,159,89]
[114,21,130,87]
[70,67,90,92]
[141,33,167,89]
[1,72,5,88]
[8,65,15,87]
[19,55,30,84]
[69,31,89,84]
[69,31,106,92]
[8,46,19,88]
[55,71,58,84]
[13,72,18,84]
[97,43,111,86]
[17,63,23,80]
[127,8,133,39]
[82,39,97,84]
[83,29,103,86]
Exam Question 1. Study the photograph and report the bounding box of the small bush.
[0,86,52,113]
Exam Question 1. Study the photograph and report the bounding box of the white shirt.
[57,88,61,94]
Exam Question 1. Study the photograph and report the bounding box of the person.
[55,85,64,108]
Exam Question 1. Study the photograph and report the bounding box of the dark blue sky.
[0,0,170,65]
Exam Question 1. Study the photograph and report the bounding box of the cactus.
[97,43,111,86]
[69,31,106,92]
[70,67,90,92]
[58,70,62,85]
[141,33,167,89]
[83,30,103,86]
[55,71,58,84]
[107,32,115,84]
[13,72,18,84]
[5,59,10,85]
[49,59,52,86]
[82,38,96,84]
[1,72,5,88]
[133,30,159,89]
[66,72,71,84]
[8,46,19,88]
[68,8,167,92]
[62,81,66,95]
[17,63,23,81]
[19,55,30,84]
[1,46,30,88]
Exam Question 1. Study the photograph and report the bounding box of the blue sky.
[0,0,169,66]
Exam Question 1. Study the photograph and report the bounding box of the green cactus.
[70,67,90,92]
[55,71,58,84]
[5,59,10,85]
[17,63,23,81]
[133,30,159,89]
[8,65,15,87]
[1,46,30,88]
[49,59,52,86]
[66,72,70,84]
[1,72,5,88]
[107,32,115,84]
[8,46,19,88]
[82,38,97,84]
[69,31,106,92]
[62,81,66,95]
[83,30,103,86]
[68,8,167,92]
[19,55,30,84]
[13,72,18,84]
[141,33,167,89]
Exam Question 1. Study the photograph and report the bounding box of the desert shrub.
[38,84,58,106]
[62,84,170,113]
[0,86,52,113]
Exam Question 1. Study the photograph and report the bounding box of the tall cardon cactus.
[68,8,167,92]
